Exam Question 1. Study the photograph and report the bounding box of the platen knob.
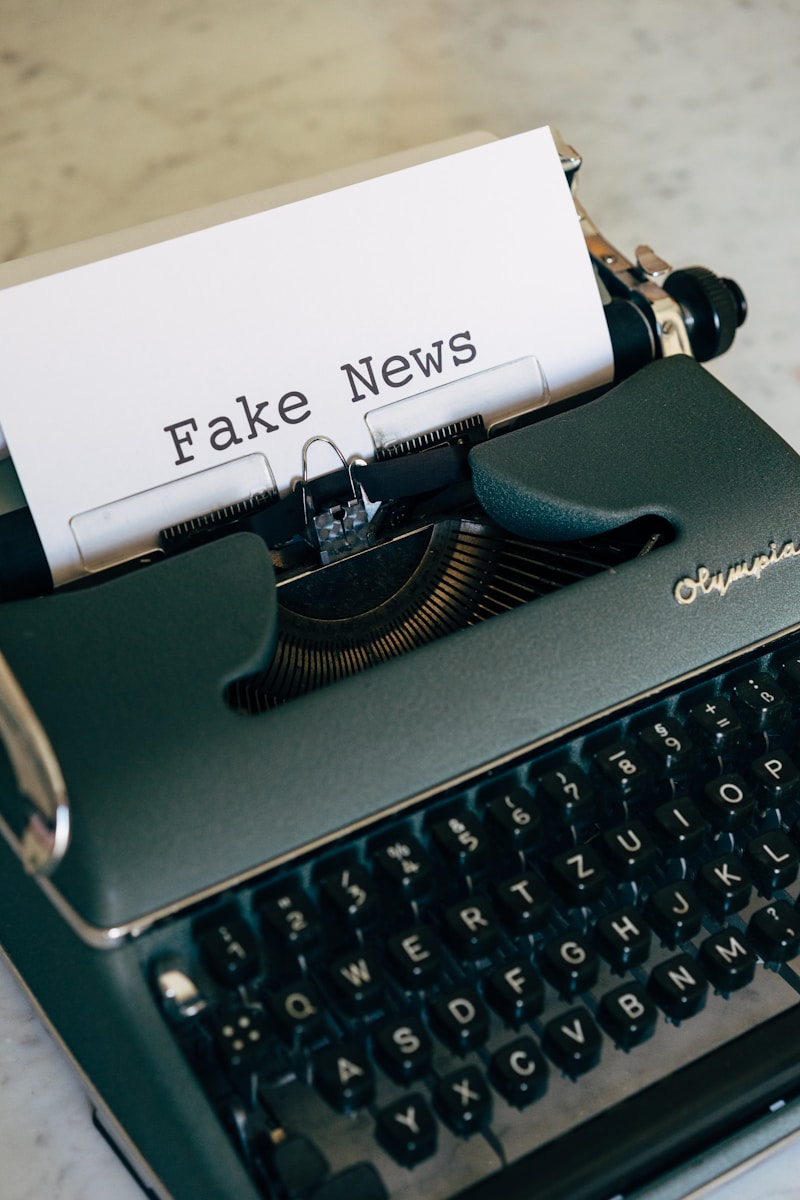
[663,267,747,362]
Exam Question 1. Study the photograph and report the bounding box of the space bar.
[455,1004,800,1200]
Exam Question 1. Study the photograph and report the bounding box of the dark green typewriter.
[4,138,800,1200]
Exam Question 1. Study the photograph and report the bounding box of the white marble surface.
[1,1,800,1197]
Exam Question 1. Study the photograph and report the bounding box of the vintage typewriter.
[2,133,800,1200]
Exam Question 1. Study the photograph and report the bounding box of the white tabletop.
[1,1,800,1197]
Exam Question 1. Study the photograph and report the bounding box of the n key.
[649,954,707,1020]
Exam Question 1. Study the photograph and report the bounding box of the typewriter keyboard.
[145,638,800,1200]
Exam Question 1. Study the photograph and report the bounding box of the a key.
[314,1041,375,1111]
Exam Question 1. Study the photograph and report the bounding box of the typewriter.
[2,132,800,1200]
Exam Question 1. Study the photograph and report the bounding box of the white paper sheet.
[0,127,613,586]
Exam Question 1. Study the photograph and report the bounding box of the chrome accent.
[0,648,70,874]
[576,198,693,359]
[675,538,800,606]
[635,243,672,282]
[155,967,207,1020]
[300,436,378,564]
[22,618,800,949]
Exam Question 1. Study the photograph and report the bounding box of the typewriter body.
[3,135,800,1200]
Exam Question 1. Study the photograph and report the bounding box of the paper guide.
[0,127,613,586]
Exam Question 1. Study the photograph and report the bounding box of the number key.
[536,763,595,824]
[484,785,542,851]
[637,716,694,775]
[319,863,379,930]
[594,739,649,797]
[197,910,260,986]
[260,887,321,954]
[431,810,489,876]
[373,836,433,903]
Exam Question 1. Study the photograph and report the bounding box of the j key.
[430,986,490,1053]
[636,716,694,776]
[443,896,501,959]
[748,901,800,962]
[485,958,544,1026]
[601,820,657,880]
[646,882,704,946]
[594,739,649,798]
[745,830,800,893]
[372,836,433,904]
[696,854,753,915]
[260,888,322,955]
[542,1007,602,1076]
[597,982,657,1049]
[386,925,443,990]
[541,931,599,998]
[536,763,595,825]
[434,1064,492,1136]
[550,843,608,906]
[731,672,789,732]
[648,954,708,1020]
[319,864,379,931]
[595,906,652,972]
[489,1036,549,1107]
[314,1041,375,1111]
[484,785,542,851]
[198,911,260,987]
[376,1094,437,1166]
[493,871,551,935]
[699,929,757,993]
[700,774,755,832]
[688,697,743,755]
[329,949,384,1016]
[372,1014,432,1084]
[751,750,800,807]
[431,810,489,876]
[270,980,326,1045]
